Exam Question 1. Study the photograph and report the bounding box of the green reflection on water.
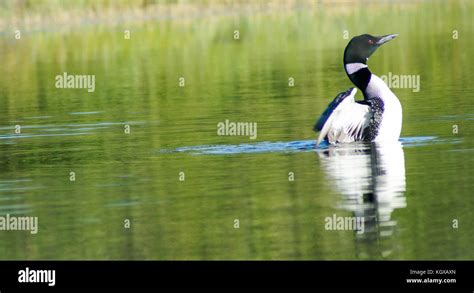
[0,1,473,259]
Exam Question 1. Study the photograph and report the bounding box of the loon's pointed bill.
[376,34,399,45]
[313,33,403,145]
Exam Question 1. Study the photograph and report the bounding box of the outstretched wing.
[314,88,371,145]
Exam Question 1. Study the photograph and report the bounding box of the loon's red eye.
[368,39,374,45]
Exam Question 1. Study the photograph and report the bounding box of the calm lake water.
[0,1,473,259]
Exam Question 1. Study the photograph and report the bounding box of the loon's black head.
[344,34,398,65]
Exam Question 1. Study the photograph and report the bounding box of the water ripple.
[168,136,459,155]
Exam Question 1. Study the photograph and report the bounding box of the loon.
[314,34,402,145]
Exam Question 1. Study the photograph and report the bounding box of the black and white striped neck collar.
[344,62,372,95]
[345,62,368,75]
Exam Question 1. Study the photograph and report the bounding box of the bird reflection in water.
[318,142,406,258]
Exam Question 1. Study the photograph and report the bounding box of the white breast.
[366,74,403,142]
